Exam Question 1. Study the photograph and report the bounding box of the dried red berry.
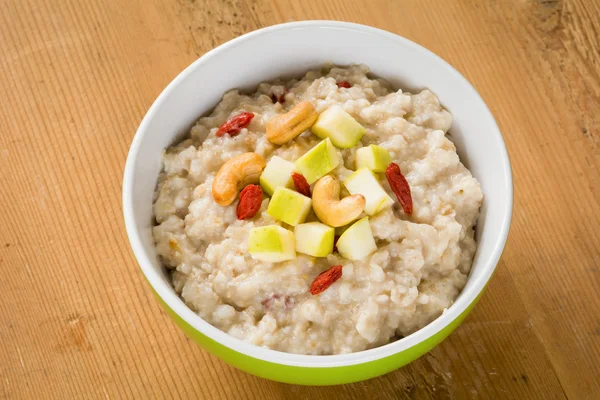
[271,88,289,104]
[385,163,413,215]
[336,81,352,88]
[291,172,311,197]
[310,265,343,295]
[262,294,294,310]
[216,112,254,137]
[279,88,289,103]
[236,184,263,220]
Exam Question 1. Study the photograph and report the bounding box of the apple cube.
[259,156,297,196]
[295,222,335,257]
[311,106,366,148]
[267,187,312,226]
[248,225,296,262]
[355,145,392,173]
[343,167,393,215]
[336,217,377,260]
[294,138,339,184]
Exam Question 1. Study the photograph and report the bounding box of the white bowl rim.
[123,20,513,368]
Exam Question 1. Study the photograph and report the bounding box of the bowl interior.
[124,21,512,365]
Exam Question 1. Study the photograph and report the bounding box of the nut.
[266,101,318,145]
[212,153,266,206]
[312,175,365,227]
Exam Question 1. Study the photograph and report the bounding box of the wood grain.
[1,0,599,398]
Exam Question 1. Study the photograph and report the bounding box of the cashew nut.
[212,153,266,206]
[266,101,318,145]
[312,175,365,227]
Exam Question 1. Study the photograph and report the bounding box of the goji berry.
[310,265,343,295]
[236,184,263,220]
[217,112,254,137]
[291,172,311,197]
[271,88,289,104]
[385,163,413,215]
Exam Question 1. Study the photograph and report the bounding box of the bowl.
[122,21,513,385]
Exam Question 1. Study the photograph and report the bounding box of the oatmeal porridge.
[152,65,483,355]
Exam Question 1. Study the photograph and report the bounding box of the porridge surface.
[152,65,483,355]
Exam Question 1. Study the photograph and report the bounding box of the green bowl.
[155,289,484,385]
[123,21,513,385]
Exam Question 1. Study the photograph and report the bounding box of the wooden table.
[1,0,599,398]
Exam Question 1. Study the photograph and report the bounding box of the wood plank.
[0,0,598,398]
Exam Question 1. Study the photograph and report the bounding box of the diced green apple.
[336,217,377,260]
[355,145,392,173]
[294,222,335,257]
[267,187,312,226]
[294,138,339,184]
[343,168,394,215]
[248,225,296,262]
[259,156,297,196]
[311,106,366,148]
